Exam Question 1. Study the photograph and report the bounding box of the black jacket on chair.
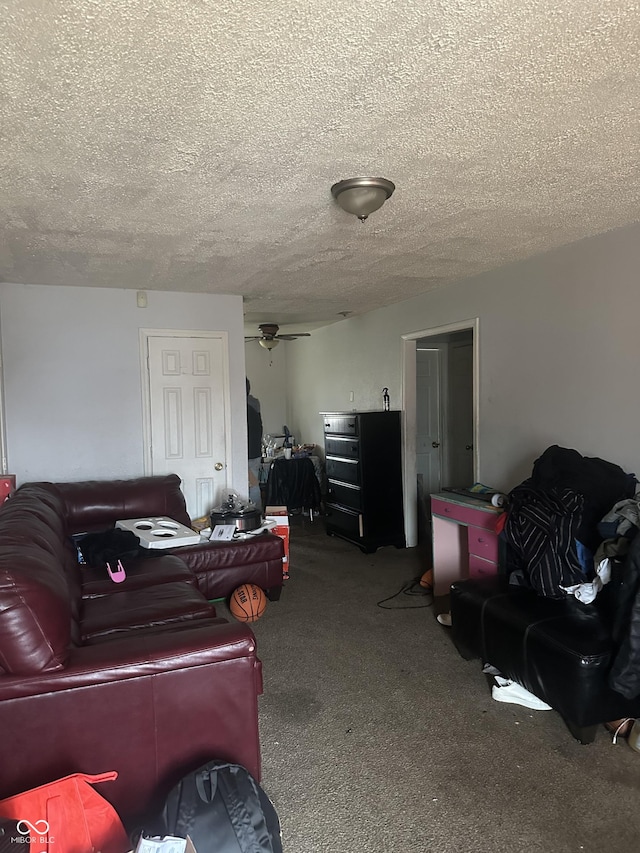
[265,457,321,513]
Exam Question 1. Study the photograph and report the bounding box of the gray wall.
[244,340,290,441]
[0,284,248,489]
[2,220,639,502]
[285,221,640,492]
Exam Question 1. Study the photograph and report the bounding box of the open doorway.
[401,319,478,548]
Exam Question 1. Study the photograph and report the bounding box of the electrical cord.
[376,576,433,609]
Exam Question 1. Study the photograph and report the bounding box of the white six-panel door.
[142,331,230,519]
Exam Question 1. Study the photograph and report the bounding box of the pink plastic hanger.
[106,559,127,583]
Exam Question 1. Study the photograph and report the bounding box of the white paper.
[135,837,188,853]
[210,524,236,540]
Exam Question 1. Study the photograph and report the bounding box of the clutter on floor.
[449,444,640,743]
[376,575,433,610]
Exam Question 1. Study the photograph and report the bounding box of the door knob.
[465,444,473,451]
[214,462,224,471]
[432,441,440,448]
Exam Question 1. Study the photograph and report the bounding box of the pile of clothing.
[503,445,637,599]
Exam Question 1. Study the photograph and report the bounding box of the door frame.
[139,328,232,479]
[401,318,479,548]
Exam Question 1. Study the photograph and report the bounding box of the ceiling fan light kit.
[331,177,395,221]
[258,338,279,350]
[245,323,311,350]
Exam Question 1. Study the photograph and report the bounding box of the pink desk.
[430,493,503,597]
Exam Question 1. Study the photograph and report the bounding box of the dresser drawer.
[323,416,358,436]
[327,480,361,510]
[326,456,360,486]
[468,554,498,580]
[430,497,498,531]
[326,504,363,539]
[325,435,359,458]
[467,527,498,562]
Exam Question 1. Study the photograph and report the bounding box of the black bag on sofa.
[146,760,282,853]
[75,528,144,568]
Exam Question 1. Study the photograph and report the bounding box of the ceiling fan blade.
[244,336,263,341]
[277,333,312,340]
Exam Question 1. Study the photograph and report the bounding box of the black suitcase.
[147,760,282,853]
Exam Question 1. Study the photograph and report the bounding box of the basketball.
[419,569,433,590]
[229,583,267,622]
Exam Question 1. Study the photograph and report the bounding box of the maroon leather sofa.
[0,474,285,825]
[52,473,285,600]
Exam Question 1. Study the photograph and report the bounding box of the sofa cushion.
[0,547,71,674]
[81,582,216,642]
[50,474,192,534]
[81,554,196,598]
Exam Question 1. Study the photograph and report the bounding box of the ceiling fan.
[245,323,311,350]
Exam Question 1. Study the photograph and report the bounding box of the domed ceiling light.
[331,177,395,222]
[258,338,280,350]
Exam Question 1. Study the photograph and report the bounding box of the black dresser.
[322,410,405,553]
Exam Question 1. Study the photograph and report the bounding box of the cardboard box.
[265,506,290,580]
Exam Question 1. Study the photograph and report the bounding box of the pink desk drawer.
[467,527,499,562]
[468,554,498,580]
[431,498,498,531]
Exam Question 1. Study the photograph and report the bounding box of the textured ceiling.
[1,0,640,333]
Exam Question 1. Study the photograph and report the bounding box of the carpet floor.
[227,517,640,853]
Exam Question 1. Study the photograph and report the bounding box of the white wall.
[245,338,319,449]
[244,341,289,439]
[0,284,248,490]
[287,221,640,492]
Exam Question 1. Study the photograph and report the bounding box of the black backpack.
[74,528,144,567]
[145,761,282,853]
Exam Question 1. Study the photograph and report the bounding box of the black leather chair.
[450,574,640,743]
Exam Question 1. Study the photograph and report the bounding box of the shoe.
[436,612,452,627]
[491,676,552,711]
[605,718,634,743]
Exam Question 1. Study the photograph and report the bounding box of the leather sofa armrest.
[175,534,284,573]
[0,620,260,700]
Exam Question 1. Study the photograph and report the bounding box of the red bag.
[0,771,129,853]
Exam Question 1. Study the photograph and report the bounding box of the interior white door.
[146,334,229,519]
[447,341,474,487]
[416,349,442,497]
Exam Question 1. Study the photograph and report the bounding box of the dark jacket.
[609,530,640,699]
[247,404,263,459]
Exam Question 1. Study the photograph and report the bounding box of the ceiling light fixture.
[331,177,395,222]
[259,338,280,350]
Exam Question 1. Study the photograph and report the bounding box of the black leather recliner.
[450,567,640,743]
